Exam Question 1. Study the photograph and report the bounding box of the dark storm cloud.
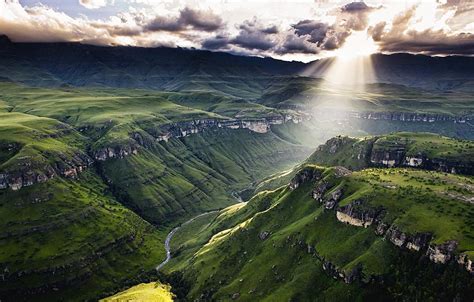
[144,7,224,33]
[374,29,474,55]
[338,1,377,31]
[237,19,279,35]
[369,6,474,55]
[226,18,280,51]
[202,35,230,50]
[231,31,276,50]
[276,34,319,54]
[179,7,224,31]
[341,1,370,12]
[292,20,329,44]
[201,20,279,52]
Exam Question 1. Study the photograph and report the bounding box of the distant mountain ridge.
[0,35,305,92]
[1,35,474,92]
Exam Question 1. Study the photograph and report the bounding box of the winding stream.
[156,191,246,271]
[155,211,219,271]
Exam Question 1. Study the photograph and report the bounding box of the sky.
[0,0,473,61]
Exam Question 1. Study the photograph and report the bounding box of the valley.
[0,37,473,301]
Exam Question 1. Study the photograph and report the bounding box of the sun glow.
[334,31,378,60]
[302,31,377,115]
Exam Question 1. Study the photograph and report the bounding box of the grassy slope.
[100,128,310,225]
[0,171,165,301]
[168,166,474,301]
[0,112,88,172]
[101,282,174,302]
[0,82,311,300]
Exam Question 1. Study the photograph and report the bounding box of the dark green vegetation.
[167,165,474,301]
[0,37,474,301]
[0,80,310,300]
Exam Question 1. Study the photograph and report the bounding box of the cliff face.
[370,148,406,167]
[370,148,474,175]
[0,152,93,191]
[94,115,309,162]
[310,134,474,176]
[333,200,469,271]
[289,166,474,275]
[351,111,472,124]
[93,144,139,161]
[336,200,384,228]
[289,167,322,190]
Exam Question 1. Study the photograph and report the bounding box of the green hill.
[0,83,310,300]
[307,132,474,174]
[166,165,474,301]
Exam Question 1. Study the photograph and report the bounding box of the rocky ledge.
[370,148,474,175]
[332,200,472,273]
[0,152,93,191]
[336,200,384,228]
[351,111,472,124]
[93,144,139,161]
[289,167,322,190]
[155,115,308,142]
[94,114,310,162]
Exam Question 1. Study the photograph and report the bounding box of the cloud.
[143,7,224,32]
[180,7,223,31]
[228,18,279,51]
[201,3,376,57]
[277,34,319,54]
[438,0,474,31]
[79,0,112,9]
[341,1,370,12]
[0,1,224,49]
[438,0,474,15]
[0,1,114,44]
[337,1,377,31]
[292,20,329,44]
[231,31,276,50]
[202,35,230,50]
[368,5,474,55]
[1,0,473,60]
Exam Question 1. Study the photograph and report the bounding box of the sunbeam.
[303,31,378,115]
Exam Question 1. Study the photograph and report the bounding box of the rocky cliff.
[0,152,92,191]
[94,115,309,162]
[336,200,384,228]
[333,199,471,272]
[289,166,474,275]
[309,133,474,176]
[289,167,322,190]
[351,111,472,124]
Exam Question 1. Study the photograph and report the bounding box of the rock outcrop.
[370,148,406,167]
[259,231,270,240]
[0,152,92,191]
[155,115,306,142]
[322,188,343,210]
[457,254,474,273]
[351,111,472,124]
[336,200,384,228]
[427,240,458,264]
[289,167,322,190]
[312,182,328,201]
[95,114,310,161]
[406,233,432,251]
[313,134,474,175]
[322,261,362,284]
[93,144,139,161]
